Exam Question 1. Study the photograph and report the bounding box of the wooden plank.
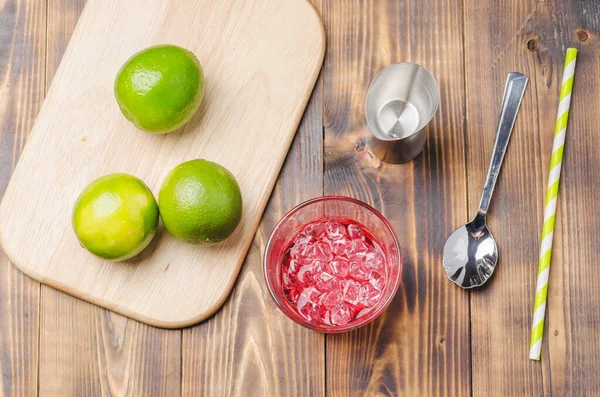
[526,1,599,395]
[0,0,326,328]
[0,0,46,395]
[323,0,470,395]
[550,4,600,394]
[552,6,600,391]
[181,1,324,394]
[464,1,547,394]
[38,2,182,395]
[39,289,182,396]
[465,0,600,395]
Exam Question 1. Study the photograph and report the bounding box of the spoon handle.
[477,72,528,217]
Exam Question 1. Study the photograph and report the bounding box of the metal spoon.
[443,72,528,289]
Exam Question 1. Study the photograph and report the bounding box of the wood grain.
[38,2,181,396]
[0,0,46,395]
[465,0,600,395]
[181,2,325,395]
[323,0,470,395]
[0,0,325,328]
[39,289,182,396]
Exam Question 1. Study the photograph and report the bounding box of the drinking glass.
[263,196,402,333]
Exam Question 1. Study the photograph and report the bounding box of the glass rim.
[262,195,403,333]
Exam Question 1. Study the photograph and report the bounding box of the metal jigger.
[365,62,439,163]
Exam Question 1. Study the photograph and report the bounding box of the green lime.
[158,159,243,246]
[114,44,204,134]
[72,173,159,261]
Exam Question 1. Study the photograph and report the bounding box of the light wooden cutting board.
[0,0,324,328]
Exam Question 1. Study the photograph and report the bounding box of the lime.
[114,44,204,134]
[158,159,243,245]
[72,173,159,261]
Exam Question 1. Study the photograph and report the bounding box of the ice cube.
[326,220,347,239]
[321,289,343,308]
[349,261,370,282]
[343,280,362,305]
[315,271,337,292]
[313,241,334,262]
[294,232,314,246]
[283,271,292,286]
[290,241,312,259]
[297,287,317,307]
[330,236,351,256]
[356,307,374,318]
[287,259,298,274]
[330,303,353,325]
[297,264,316,284]
[285,287,300,304]
[359,283,381,307]
[350,239,370,254]
[328,257,350,277]
[364,250,385,270]
[304,222,327,239]
[298,301,321,322]
[347,224,365,240]
[369,270,386,290]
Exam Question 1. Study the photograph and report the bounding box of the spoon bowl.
[443,216,498,288]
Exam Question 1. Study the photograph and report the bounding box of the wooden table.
[1,0,598,395]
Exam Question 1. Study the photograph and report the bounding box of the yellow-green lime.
[114,44,204,134]
[158,159,242,245]
[72,173,159,261]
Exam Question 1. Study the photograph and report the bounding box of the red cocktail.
[264,196,402,333]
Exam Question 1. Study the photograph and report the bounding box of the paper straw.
[529,48,578,361]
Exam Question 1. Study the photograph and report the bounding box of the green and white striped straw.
[529,47,578,361]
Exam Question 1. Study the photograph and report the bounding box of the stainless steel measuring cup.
[365,62,439,163]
